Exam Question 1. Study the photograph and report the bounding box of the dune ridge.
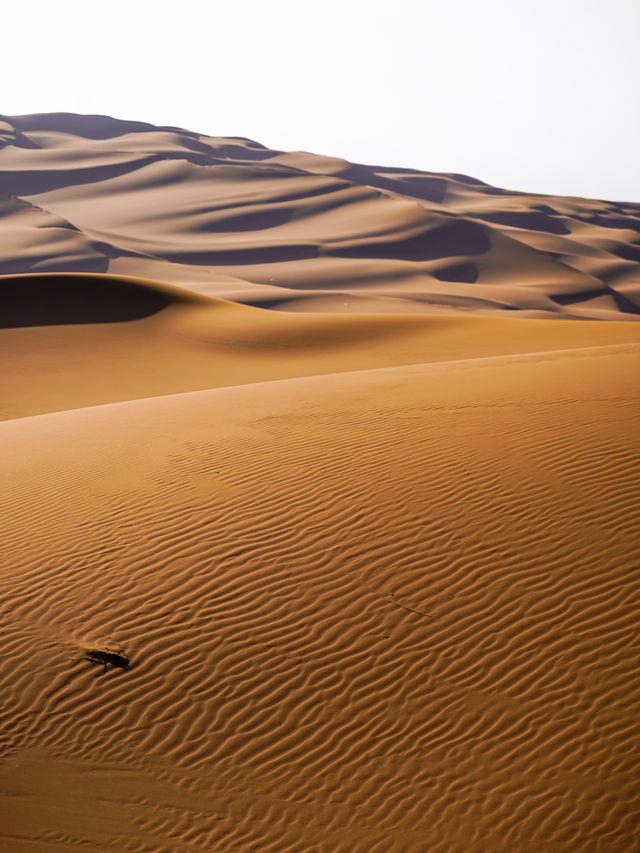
[1,112,639,319]
[3,271,640,422]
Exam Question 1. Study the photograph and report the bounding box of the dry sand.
[1,114,639,852]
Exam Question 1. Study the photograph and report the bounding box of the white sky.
[5,0,640,201]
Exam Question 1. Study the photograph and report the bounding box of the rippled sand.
[1,114,639,851]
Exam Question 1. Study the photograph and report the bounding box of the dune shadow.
[0,156,160,195]
[194,207,294,233]
[550,287,610,306]
[207,141,278,161]
[433,262,479,283]
[339,164,448,203]
[6,114,280,163]
[444,173,491,187]
[473,211,570,235]
[578,213,640,232]
[609,288,640,313]
[0,127,40,150]
[330,220,491,262]
[264,182,346,206]
[162,243,319,266]
[0,273,172,328]
[234,295,299,309]
[9,113,161,140]
[532,203,561,215]
[550,285,640,315]
[612,243,640,263]
[478,186,509,195]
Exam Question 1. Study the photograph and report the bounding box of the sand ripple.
[0,345,638,850]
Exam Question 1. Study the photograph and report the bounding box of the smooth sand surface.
[4,272,640,422]
[1,114,640,851]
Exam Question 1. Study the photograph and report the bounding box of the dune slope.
[1,114,639,852]
[4,272,640,422]
[1,345,639,851]
[1,112,639,319]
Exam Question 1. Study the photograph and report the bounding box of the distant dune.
[1,112,639,318]
[1,115,639,852]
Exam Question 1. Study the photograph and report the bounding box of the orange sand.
[1,114,639,852]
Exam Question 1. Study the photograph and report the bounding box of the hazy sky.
[5,0,639,200]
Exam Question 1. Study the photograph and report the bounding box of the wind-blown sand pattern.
[1,114,639,852]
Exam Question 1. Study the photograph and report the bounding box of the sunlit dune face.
[1,114,639,852]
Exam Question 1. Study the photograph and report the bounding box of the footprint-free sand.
[1,114,639,852]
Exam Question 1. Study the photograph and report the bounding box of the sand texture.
[1,114,640,852]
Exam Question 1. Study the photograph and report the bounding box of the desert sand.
[1,114,639,852]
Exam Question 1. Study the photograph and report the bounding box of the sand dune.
[1,346,639,851]
[4,271,640,422]
[1,114,639,851]
[1,112,639,318]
